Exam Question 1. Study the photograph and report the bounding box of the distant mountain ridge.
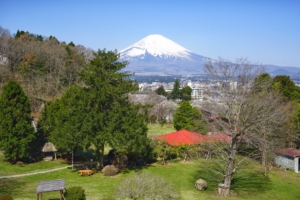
[119,34,300,76]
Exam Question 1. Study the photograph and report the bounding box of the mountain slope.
[119,34,300,76]
[119,34,209,75]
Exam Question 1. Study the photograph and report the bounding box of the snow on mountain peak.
[120,34,192,59]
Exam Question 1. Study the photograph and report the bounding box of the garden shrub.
[0,194,13,200]
[102,165,119,176]
[64,186,86,200]
[115,171,179,200]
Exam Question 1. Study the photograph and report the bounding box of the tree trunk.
[96,144,105,169]
[222,136,238,196]
[261,143,266,167]
[72,149,74,170]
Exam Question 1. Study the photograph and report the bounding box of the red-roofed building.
[155,130,230,146]
[204,132,231,143]
[275,148,300,173]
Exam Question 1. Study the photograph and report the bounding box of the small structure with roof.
[42,142,58,161]
[275,148,300,173]
[155,130,230,146]
[36,179,65,200]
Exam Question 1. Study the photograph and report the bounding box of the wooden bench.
[78,169,92,176]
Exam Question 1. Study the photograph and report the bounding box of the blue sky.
[1,0,300,67]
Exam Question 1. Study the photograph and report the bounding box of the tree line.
[0,48,151,168]
[0,26,94,113]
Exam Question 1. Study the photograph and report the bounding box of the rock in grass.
[195,179,207,190]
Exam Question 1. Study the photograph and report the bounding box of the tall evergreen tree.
[173,101,207,133]
[79,49,144,168]
[155,85,167,96]
[0,80,35,162]
[272,75,299,101]
[39,85,87,168]
[171,79,181,100]
[181,86,192,101]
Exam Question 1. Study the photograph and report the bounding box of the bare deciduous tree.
[204,57,293,195]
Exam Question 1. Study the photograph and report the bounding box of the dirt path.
[0,165,72,179]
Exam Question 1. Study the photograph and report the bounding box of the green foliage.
[0,80,35,162]
[40,85,86,153]
[252,73,272,93]
[78,49,148,168]
[115,171,179,200]
[65,186,86,200]
[155,85,167,96]
[173,101,193,130]
[173,101,207,132]
[181,86,192,101]
[108,102,151,159]
[190,107,207,133]
[171,79,181,100]
[151,138,175,164]
[15,30,43,42]
[272,75,300,101]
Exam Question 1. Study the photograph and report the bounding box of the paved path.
[0,165,73,179]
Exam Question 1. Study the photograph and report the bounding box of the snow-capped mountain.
[119,34,300,76]
[119,34,209,75]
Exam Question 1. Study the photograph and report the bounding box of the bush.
[102,165,119,176]
[0,194,13,200]
[64,186,86,200]
[115,171,179,200]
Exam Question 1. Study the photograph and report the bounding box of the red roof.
[204,132,231,143]
[156,130,230,146]
[276,148,300,157]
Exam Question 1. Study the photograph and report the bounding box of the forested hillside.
[0,26,94,114]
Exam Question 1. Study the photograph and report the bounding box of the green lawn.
[1,157,300,200]
[147,123,176,136]
[0,153,68,176]
[1,124,300,199]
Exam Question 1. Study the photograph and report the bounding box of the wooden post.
[60,190,63,200]
[36,193,39,200]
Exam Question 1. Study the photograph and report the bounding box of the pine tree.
[171,79,181,100]
[173,101,207,133]
[0,80,35,162]
[181,86,192,101]
[40,85,87,168]
[155,85,167,96]
[79,49,145,168]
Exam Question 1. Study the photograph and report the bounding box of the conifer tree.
[173,101,207,133]
[79,49,146,168]
[0,80,35,162]
[171,79,181,100]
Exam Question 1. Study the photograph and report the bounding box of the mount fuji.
[119,34,300,76]
[119,34,209,75]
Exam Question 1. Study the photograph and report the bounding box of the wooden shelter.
[42,142,58,160]
[36,179,65,200]
[275,148,300,173]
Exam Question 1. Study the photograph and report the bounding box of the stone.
[195,179,207,190]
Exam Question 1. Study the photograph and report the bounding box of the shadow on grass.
[191,160,222,193]
[120,164,154,174]
[0,178,25,196]
[191,159,273,197]
[230,171,272,197]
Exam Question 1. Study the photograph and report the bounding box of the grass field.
[147,123,176,136]
[1,124,300,199]
[1,157,300,200]
[0,153,68,176]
